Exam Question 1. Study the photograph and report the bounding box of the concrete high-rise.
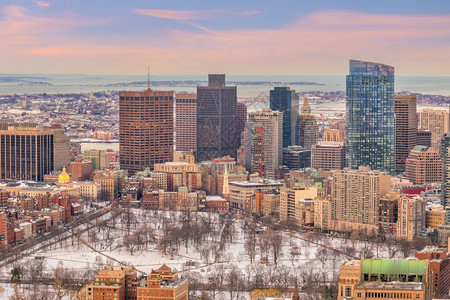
[405,146,441,184]
[331,167,391,233]
[270,87,299,147]
[0,125,70,181]
[175,93,197,152]
[420,109,449,153]
[394,94,417,173]
[119,88,174,173]
[297,96,318,150]
[246,109,283,177]
[311,142,346,171]
[346,60,396,175]
[322,129,345,143]
[197,74,237,161]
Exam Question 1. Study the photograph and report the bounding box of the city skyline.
[0,1,449,76]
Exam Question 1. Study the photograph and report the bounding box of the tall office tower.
[420,109,449,153]
[270,87,299,147]
[405,146,441,184]
[331,167,391,233]
[175,93,197,152]
[197,74,237,161]
[246,109,283,177]
[417,129,432,147]
[0,126,54,181]
[322,129,345,142]
[311,142,346,171]
[246,126,266,177]
[47,126,71,171]
[441,134,450,214]
[119,88,174,174]
[237,102,247,148]
[394,94,418,173]
[346,60,395,175]
[297,96,318,149]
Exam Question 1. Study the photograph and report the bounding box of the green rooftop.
[361,259,427,283]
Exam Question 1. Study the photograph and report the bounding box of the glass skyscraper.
[346,60,395,175]
[270,87,299,148]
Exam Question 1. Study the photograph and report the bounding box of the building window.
[345,287,351,297]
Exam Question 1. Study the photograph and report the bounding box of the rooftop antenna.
[147,66,151,90]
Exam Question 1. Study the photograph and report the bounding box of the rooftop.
[356,281,423,291]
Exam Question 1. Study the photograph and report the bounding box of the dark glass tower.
[346,59,395,175]
[197,74,237,161]
[270,87,299,148]
[441,134,450,222]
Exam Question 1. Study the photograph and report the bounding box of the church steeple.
[301,96,311,114]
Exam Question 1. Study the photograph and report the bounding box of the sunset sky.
[1,0,450,76]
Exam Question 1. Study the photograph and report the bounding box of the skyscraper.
[346,59,396,174]
[394,94,417,173]
[420,109,449,154]
[0,125,70,181]
[175,93,197,152]
[297,96,318,149]
[246,109,283,177]
[405,146,441,184]
[197,74,237,161]
[119,88,174,173]
[270,87,299,147]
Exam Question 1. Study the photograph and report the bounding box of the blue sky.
[1,0,449,75]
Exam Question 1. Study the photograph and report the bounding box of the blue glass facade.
[346,60,396,174]
[270,87,299,148]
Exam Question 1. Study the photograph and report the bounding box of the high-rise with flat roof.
[270,87,299,148]
[0,126,71,181]
[175,93,197,152]
[331,167,391,233]
[119,88,174,173]
[197,74,237,161]
[420,109,449,154]
[247,109,283,177]
[346,60,396,175]
[405,146,441,184]
[394,94,417,173]
[311,142,345,171]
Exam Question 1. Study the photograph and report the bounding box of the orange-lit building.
[415,247,450,299]
[137,264,188,300]
[86,266,137,300]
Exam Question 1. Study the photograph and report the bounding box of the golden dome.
[58,167,71,183]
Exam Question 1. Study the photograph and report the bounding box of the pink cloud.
[133,8,261,21]
[33,1,51,7]
[1,8,449,76]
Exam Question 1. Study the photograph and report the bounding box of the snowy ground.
[2,209,407,299]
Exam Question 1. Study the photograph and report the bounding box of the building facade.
[0,126,55,181]
[236,102,247,149]
[331,167,391,233]
[175,93,197,152]
[246,109,283,177]
[394,94,417,173]
[297,97,318,150]
[346,60,396,175]
[119,88,174,173]
[270,87,299,148]
[420,109,449,154]
[397,195,426,241]
[197,74,237,161]
[311,142,346,171]
[405,146,441,184]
